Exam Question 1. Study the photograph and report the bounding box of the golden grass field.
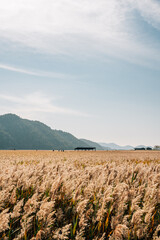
[0,150,160,240]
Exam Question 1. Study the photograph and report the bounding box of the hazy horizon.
[0,0,160,146]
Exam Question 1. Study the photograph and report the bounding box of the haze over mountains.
[0,114,150,150]
[99,142,134,150]
[80,139,105,150]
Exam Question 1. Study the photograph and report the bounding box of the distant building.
[146,147,152,150]
[74,147,96,151]
[154,145,160,150]
[134,147,145,150]
[134,147,152,150]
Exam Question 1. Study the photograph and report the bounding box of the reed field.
[0,150,160,240]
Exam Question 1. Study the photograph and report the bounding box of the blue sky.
[0,0,160,146]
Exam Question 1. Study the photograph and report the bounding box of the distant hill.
[0,113,90,150]
[80,139,105,150]
[99,142,134,150]
[1,114,150,151]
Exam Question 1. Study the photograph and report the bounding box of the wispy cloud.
[0,63,75,79]
[0,0,160,64]
[0,63,44,76]
[0,92,89,117]
[128,0,160,30]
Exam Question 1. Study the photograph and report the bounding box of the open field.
[0,150,160,239]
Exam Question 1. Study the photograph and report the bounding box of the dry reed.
[0,150,159,240]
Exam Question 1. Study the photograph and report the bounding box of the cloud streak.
[0,63,76,79]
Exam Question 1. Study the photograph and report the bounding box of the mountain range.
[0,113,151,150]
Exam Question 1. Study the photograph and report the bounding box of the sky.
[0,0,160,147]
